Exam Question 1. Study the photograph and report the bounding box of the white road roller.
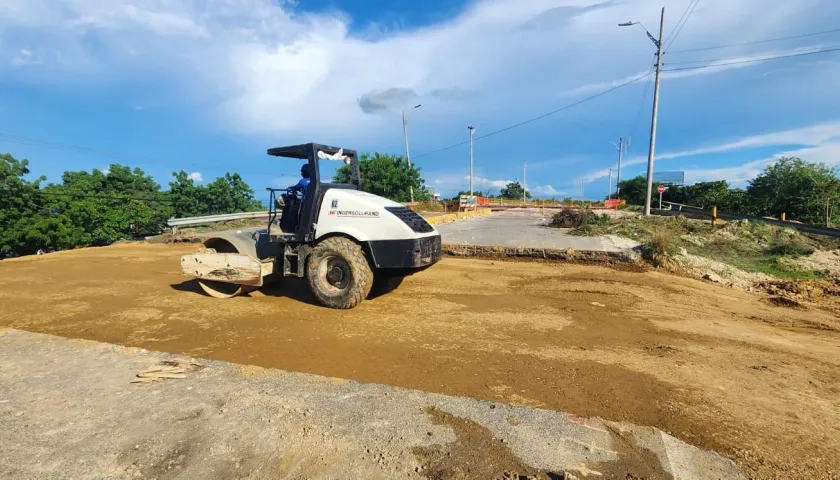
[179,142,442,309]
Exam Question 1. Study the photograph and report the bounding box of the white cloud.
[577,120,840,184]
[531,184,564,197]
[684,142,840,186]
[10,48,40,66]
[1,0,834,142]
[187,171,203,183]
[433,174,509,192]
[431,174,562,198]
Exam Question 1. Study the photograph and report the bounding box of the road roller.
[179,142,442,309]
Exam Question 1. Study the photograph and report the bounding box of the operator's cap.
[300,163,311,174]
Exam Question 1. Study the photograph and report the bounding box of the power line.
[663,45,840,72]
[665,0,700,51]
[626,64,654,142]
[413,71,654,160]
[668,27,840,53]
[0,132,188,168]
[663,44,840,64]
[663,1,691,45]
[0,132,282,178]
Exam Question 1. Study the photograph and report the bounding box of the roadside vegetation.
[614,156,840,227]
[549,206,840,288]
[543,155,840,290]
[1,151,430,257]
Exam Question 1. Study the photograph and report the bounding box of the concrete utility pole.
[468,125,475,195]
[523,163,527,202]
[620,7,665,216]
[402,104,422,206]
[616,136,624,199]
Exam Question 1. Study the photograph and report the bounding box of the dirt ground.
[1,243,839,479]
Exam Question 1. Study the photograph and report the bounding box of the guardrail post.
[711,205,717,226]
[780,212,786,222]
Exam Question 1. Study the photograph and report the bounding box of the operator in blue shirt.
[278,163,311,231]
[290,163,311,198]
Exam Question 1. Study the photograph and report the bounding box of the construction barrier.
[458,195,491,210]
[424,208,492,225]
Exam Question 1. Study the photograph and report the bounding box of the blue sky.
[1,0,840,200]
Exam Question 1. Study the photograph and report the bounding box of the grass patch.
[639,230,677,267]
[691,238,822,280]
[413,201,445,212]
[597,215,826,279]
[569,224,610,236]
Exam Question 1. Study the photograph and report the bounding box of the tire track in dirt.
[1,243,839,479]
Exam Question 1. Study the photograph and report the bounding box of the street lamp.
[619,7,665,216]
[467,125,475,195]
[402,104,422,206]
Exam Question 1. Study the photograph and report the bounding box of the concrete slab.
[0,329,745,479]
[436,209,639,252]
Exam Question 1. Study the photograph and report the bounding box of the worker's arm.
[289,178,309,192]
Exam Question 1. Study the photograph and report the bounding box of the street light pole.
[468,125,475,195]
[523,163,527,202]
[616,136,624,199]
[620,7,665,216]
[402,104,422,206]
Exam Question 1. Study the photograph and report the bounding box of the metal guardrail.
[167,211,270,232]
[654,206,840,238]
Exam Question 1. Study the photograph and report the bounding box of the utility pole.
[646,7,665,216]
[402,104,422,207]
[616,136,624,199]
[620,7,665,216]
[468,125,475,195]
[523,164,527,202]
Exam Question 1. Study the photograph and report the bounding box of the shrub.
[589,213,611,227]
[640,230,676,267]
[765,239,815,257]
[549,207,590,228]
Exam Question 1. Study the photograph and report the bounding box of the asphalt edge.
[440,243,643,267]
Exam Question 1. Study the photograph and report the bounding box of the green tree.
[1,154,272,256]
[615,176,649,205]
[499,181,530,199]
[42,164,173,244]
[719,188,756,216]
[663,181,731,209]
[333,152,431,203]
[0,153,60,255]
[168,171,207,218]
[203,172,264,216]
[456,190,484,197]
[747,157,840,225]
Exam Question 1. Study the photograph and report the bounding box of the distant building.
[433,192,441,201]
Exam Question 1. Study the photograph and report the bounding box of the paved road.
[0,329,745,479]
[436,209,639,252]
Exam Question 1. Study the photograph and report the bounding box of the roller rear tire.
[306,237,373,309]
